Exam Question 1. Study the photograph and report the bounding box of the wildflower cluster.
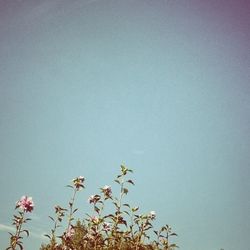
[6,165,178,250]
[41,165,177,250]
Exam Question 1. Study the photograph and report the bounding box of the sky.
[0,0,250,249]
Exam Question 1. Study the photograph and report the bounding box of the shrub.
[6,165,178,250]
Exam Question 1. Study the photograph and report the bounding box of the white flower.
[149,210,156,220]
[72,176,85,190]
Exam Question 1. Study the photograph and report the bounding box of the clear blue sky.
[0,0,249,249]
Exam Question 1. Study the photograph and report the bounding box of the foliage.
[6,165,178,250]
[6,196,34,250]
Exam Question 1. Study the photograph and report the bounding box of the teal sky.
[0,0,250,249]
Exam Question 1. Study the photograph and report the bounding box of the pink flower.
[91,216,100,224]
[117,215,126,225]
[65,225,75,239]
[16,196,34,213]
[54,205,66,219]
[88,194,101,204]
[103,222,111,232]
[85,233,95,241]
[101,185,112,199]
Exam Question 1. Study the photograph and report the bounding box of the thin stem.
[11,212,24,250]
[118,178,124,214]
[67,188,77,232]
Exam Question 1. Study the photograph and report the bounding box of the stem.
[130,211,135,241]
[135,223,142,250]
[110,176,124,248]
[94,239,97,250]
[67,188,77,232]
[136,218,147,250]
[11,212,24,250]
[118,178,124,213]
[50,218,59,248]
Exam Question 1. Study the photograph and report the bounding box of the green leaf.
[124,211,130,216]
[132,206,139,212]
[94,206,100,213]
[17,242,23,250]
[112,202,119,208]
[170,232,178,236]
[21,229,29,237]
[48,216,55,222]
[169,243,179,248]
[44,234,51,239]
[123,203,130,208]
[115,179,120,184]
[122,188,129,195]
[127,179,135,185]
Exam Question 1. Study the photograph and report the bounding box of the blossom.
[54,205,66,220]
[55,205,66,214]
[117,215,127,225]
[149,211,156,220]
[72,176,85,190]
[88,194,101,204]
[62,225,75,242]
[103,222,111,232]
[91,216,100,224]
[65,225,75,239]
[84,232,95,241]
[16,196,34,213]
[101,185,112,199]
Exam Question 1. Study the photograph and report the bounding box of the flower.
[55,205,66,214]
[91,216,100,224]
[88,194,101,204]
[84,232,95,241]
[117,215,127,225]
[72,176,85,190]
[16,196,34,213]
[65,225,75,239]
[149,211,156,220]
[54,205,66,220]
[101,185,112,199]
[62,225,75,242]
[103,222,111,232]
